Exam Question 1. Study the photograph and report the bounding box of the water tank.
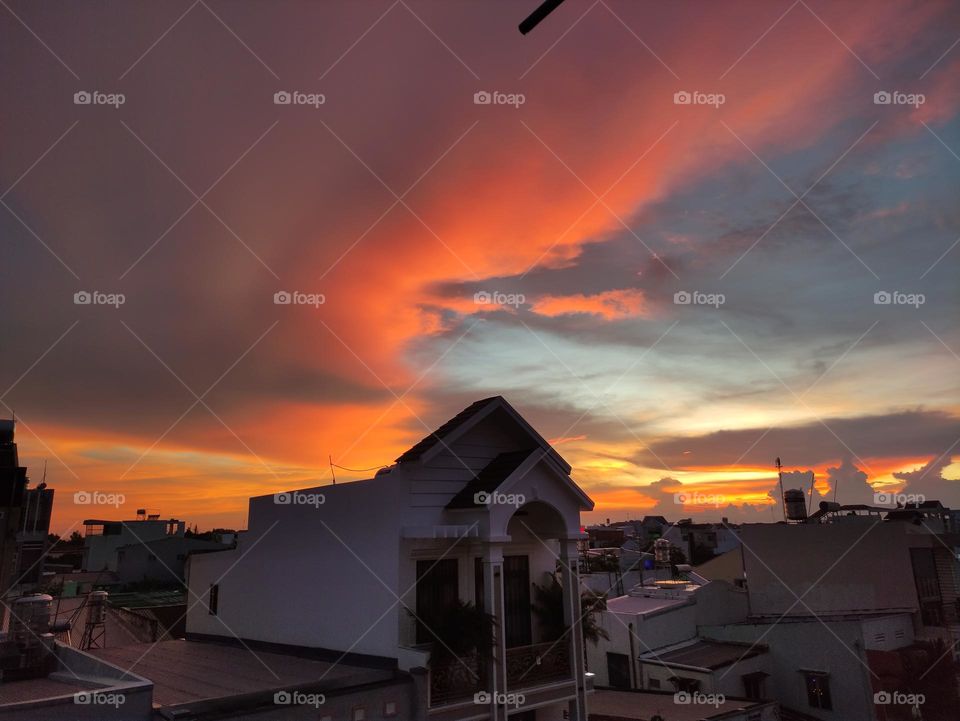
[653,538,673,564]
[11,594,52,647]
[784,489,808,520]
[88,591,109,624]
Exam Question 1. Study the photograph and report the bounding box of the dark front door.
[607,652,630,689]
[503,555,532,648]
[415,558,458,645]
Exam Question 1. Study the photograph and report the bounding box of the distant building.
[82,517,185,572]
[15,482,54,586]
[0,420,55,598]
[661,519,741,565]
[115,536,230,585]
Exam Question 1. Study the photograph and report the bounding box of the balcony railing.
[428,640,573,707]
[506,640,572,689]
[429,650,484,706]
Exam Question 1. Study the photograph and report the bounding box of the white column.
[560,538,587,721]
[482,542,506,721]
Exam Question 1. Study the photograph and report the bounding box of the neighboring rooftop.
[606,593,690,617]
[89,639,393,709]
[589,689,773,720]
[641,639,767,670]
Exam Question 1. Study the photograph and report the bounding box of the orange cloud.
[531,289,648,320]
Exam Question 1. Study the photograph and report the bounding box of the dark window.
[672,677,700,693]
[804,672,832,710]
[208,583,219,615]
[474,557,484,610]
[649,678,661,689]
[910,548,943,626]
[607,652,630,689]
[415,559,459,644]
[743,672,766,700]
[503,555,532,647]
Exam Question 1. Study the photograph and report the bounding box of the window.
[383,700,398,717]
[415,559,458,644]
[352,706,366,721]
[606,652,630,689]
[804,672,832,710]
[649,678,661,689]
[672,677,700,693]
[208,583,219,615]
[742,671,766,700]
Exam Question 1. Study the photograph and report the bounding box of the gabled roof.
[395,396,500,463]
[395,395,570,472]
[446,449,536,509]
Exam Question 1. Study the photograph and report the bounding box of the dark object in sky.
[519,0,567,34]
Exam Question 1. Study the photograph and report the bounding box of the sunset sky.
[2,0,958,534]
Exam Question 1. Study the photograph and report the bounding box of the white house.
[186,396,596,721]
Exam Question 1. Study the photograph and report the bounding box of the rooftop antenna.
[775,457,786,521]
[807,472,816,515]
[329,454,336,485]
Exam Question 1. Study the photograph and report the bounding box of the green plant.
[531,575,610,646]
[416,599,496,666]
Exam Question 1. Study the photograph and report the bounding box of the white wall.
[702,618,878,721]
